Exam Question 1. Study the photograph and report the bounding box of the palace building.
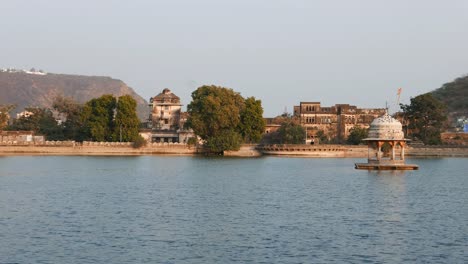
[147,88,193,143]
[294,102,386,143]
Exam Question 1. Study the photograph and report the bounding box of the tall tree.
[186,85,246,152]
[81,94,116,141]
[239,97,266,143]
[113,95,140,142]
[52,96,84,141]
[0,104,15,130]
[400,93,447,145]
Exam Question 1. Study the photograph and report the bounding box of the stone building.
[294,102,386,143]
[147,88,194,143]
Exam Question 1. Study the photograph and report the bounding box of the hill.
[0,71,149,121]
[431,74,468,116]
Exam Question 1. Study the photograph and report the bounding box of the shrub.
[133,135,147,148]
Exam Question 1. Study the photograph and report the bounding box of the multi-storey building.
[294,102,386,143]
[148,88,193,143]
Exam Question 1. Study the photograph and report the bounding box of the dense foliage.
[186,85,265,153]
[53,96,85,141]
[400,93,447,145]
[0,104,15,130]
[240,97,266,143]
[81,95,117,141]
[8,108,64,140]
[6,95,141,143]
[81,94,141,142]
[346,126,368,145]
[113,95,141,142]
[277,119,305,144]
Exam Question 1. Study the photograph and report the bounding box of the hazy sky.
[2,0,468,116]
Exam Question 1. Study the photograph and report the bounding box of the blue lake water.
[0,156,467,263]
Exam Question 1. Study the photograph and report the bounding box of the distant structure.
[355,112,418,170]
[147,88,193,143]
[294,102,386,143]
[0,68,47,75]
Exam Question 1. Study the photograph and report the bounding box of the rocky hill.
[0,71,149,121]
[431,74,468,116]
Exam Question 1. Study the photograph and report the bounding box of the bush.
[133,135,147,148]
[187,137,197,146]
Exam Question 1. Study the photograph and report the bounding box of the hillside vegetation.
[431,74,468,115]
[0,72,148,120]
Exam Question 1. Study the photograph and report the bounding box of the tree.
[277,119,305,144]
[8,108,64,140]
[346,126,368,145]
[81,94,116,141]
[52,96,84,141]
[239,97,265,143]
[400,93,447,145]
[315,129,328,144]
[0,104,15,130]
[204,129,243,153]
[113,95,140,142]
[186,85,246,152]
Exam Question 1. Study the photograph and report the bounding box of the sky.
[2,0,468,116]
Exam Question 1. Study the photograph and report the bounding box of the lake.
[0,156,467,263]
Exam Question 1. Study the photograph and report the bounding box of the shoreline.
[1,143,468,157]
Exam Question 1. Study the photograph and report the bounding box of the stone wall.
[258,144,369,157]
[224,145,262,157]
[406,146,468,157]
[0,141,199,155]
[2,142,468,157]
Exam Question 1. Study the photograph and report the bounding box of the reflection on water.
[0,156,466,263]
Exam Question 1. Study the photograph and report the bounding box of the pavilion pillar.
[377,141,383,161]
[401,143,405,161]
[391,141,395,160]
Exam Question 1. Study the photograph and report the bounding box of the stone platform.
[355,163,419,170]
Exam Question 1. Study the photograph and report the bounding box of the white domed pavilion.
[355,112,418,170]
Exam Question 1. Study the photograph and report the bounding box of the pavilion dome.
[366,112,405,140]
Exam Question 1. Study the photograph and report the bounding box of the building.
[294,102,386,143]
[147,88,194,143]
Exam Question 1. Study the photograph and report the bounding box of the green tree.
[8,108,64,140]
[186,85,245,152]
[278,119,305,144]
[81,94,116,141]
[346,126,368,145]
[315,129,328,144]
[0,104,15,130]
[204,129,243,153]
[400,93,447,145]
[113,95,140,142]
[52,96,85,141]
[239,97,265,143]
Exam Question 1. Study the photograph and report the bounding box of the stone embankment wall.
[0,141,199,155]
[258,144,468,158]
[224,145,262,157]
[2,141,468,157]
[406,146,468,157]
[258,144,368,158]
